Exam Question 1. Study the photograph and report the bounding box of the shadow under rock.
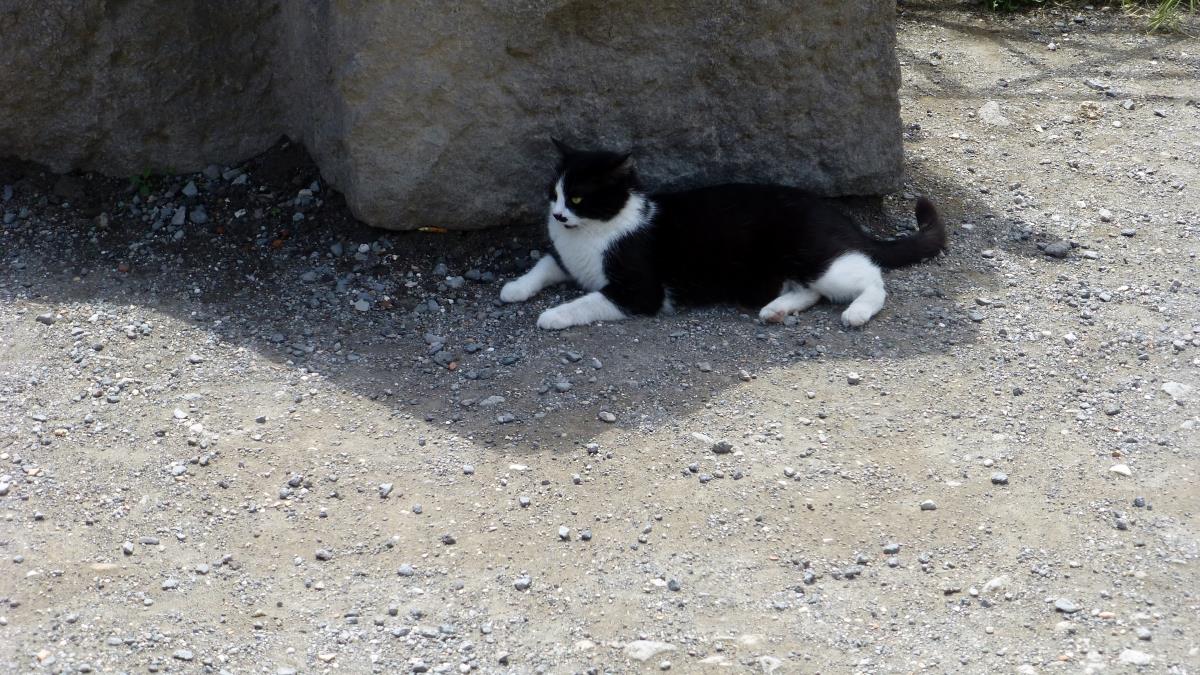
[0,138,1025,455]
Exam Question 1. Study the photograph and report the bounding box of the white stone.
[1119,649,1152,666]
[1162,381,1193,403]
[978,100,1011,127]
[624,641,676,662]
[737,634,765,647]
[983,575,1009,594]
[758,656,783,673]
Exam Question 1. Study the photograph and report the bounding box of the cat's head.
[546,138,639,229]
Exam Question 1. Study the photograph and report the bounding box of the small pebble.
[1043,240,1071,258]
[1054,598,1082,614]
[1119,649,1153,666]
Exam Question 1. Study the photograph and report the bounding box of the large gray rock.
[1,1,902,230]
[0,1,280,175]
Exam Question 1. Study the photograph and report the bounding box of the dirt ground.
[1,4,1198,674]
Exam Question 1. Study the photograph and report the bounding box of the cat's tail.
[865,197,947,270]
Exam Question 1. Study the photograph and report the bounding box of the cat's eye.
[570,196,583,205]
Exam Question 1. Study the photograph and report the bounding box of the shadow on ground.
[1,145,1018,456]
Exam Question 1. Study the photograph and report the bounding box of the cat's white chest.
[548,194,650,292]
[550,226,612,291]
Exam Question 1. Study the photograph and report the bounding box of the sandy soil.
[1,4,1197,674]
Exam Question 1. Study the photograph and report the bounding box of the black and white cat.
[501,139,947,330]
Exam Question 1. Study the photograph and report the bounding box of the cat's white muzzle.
[550,210,582,229]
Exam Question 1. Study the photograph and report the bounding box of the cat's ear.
[551,137,574,157]
[609,153,635,176]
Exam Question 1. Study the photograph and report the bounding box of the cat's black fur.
[548,140,946,316]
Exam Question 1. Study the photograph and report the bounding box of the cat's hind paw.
[840,305,875,328]
[536,307,574,330]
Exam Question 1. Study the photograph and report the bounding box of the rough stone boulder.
[1,1,902,231]
[0,1,280,177]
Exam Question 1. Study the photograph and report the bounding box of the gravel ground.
[2,5,1198,674]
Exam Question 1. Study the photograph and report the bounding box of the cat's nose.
[553,212,568,223]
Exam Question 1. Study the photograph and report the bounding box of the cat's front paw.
[500,280,534,303]
[536,307,575,330]
[759,306,787,324]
